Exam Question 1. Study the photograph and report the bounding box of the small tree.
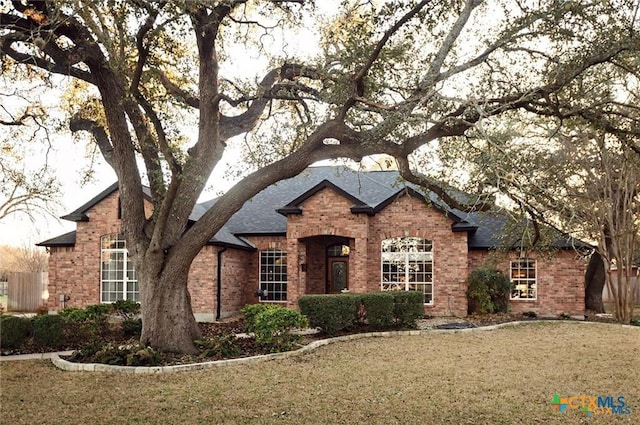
[467,266,511,315]
[0,244,48,274]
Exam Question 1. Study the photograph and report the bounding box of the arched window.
[100,234,139,303]
[259,249,287,302]
[381,237,433,304]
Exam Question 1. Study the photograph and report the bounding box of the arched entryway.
[300,235,353,295]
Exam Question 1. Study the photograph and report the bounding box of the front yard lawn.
[2,322,639,424]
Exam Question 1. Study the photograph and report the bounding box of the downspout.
[216,247,227,321]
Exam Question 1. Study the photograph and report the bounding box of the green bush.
[59,304,112,341]
[121,318,142,339]
[361,292,394,329]
[58,307,89,322]
[112,299,140,320]
[84,304,112,322]
[241,303,279,333]
[253,306,307,352]
[195,334,241,359]
[31,314,67,350]
[391,291,424,328]
[467,266,511,314]
[0,316,32,351]
[298,294,361,335]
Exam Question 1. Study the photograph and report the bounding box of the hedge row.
[298,291,424,335]
[0,300,142,353]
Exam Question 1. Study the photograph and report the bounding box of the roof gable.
[277,180,374,216]
[60,182,152,222]
[61,182,119,222]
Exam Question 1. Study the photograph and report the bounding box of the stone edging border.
[50,320,638,374]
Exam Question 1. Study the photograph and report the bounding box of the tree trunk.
[584,251,605,314]
[138,266,202,354]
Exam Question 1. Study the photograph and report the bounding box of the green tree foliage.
[467,266,511,315]
[1,0,638,352]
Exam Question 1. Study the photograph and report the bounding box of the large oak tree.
[1,0,638,352]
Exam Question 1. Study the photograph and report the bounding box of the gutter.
[216,247,227,321]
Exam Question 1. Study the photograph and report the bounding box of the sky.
[0,138,245,248]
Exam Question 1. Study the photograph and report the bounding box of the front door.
[328,258,348,293]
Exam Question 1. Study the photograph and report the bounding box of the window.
[327,244,350,257]
[510,258,536,300]
[381,237,433,304]
[259,249,287,302]
[100,234,139,303]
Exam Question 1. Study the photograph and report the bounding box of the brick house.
[38,166,588,320]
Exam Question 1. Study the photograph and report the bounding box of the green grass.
[2,322,639,424]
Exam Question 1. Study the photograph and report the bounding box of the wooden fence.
[603,268,640,304]
[6,272,48,312]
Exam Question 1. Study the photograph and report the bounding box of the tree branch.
[69,115,116,169]
[395,156,493,212]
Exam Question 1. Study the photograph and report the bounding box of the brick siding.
[468,250,587,317]
[46,187,586,319]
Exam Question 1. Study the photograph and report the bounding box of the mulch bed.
[4,312,630,366]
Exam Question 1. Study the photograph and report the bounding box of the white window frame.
[100,234,139,303]
[381,237,433,305]
[510,257,537,300]
[259,249,287,302]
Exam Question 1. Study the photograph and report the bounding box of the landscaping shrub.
[391,290,424,328]
[253,306,308,352]
[58,307,89,322]
[0,315,32,351]
[241,303,279,333]
[194,334,241,359]
[31,314,67,350]
[298,294,360,335]
[125,345,161,366]
[121,318,142,339]
[70,342,160,366]
[112,299,140,320]
[360,292,394,329]
[467,266,511,314]
[84,304,112,322]
[58,304,111,340]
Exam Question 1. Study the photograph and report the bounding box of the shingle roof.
[36,231,77,247]
[40,165,586,251]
